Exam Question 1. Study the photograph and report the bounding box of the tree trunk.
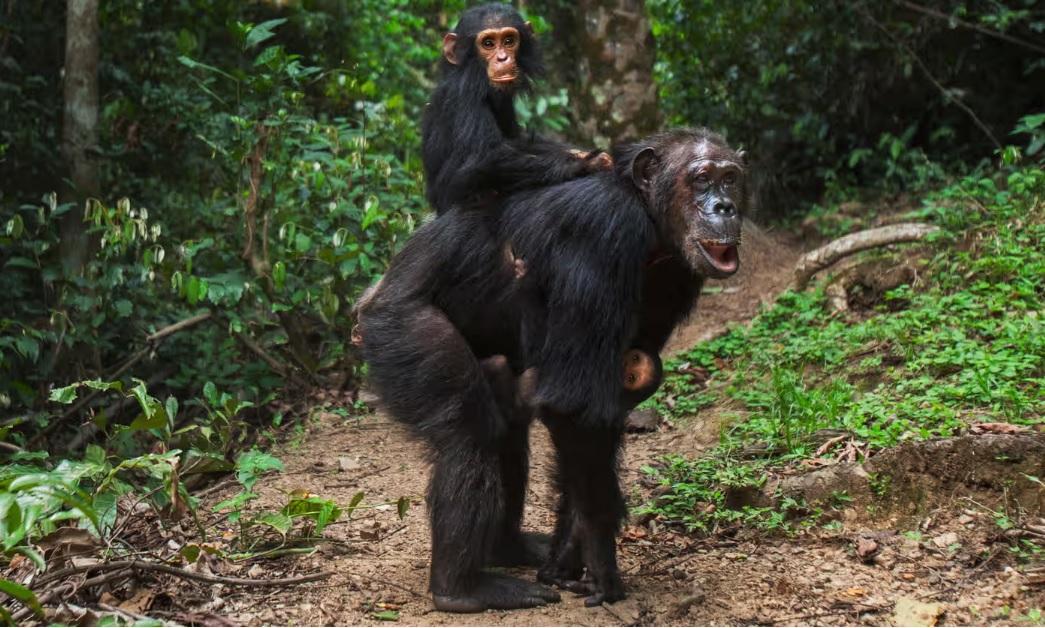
[60,0,100,274]
[573,0,659,147]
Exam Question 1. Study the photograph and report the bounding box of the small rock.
[339,456,363,472]
[958,514,974,525]
[357,389,380,407]
[892,596,943,627]
[932,532,960,549]
[625,408,661,432]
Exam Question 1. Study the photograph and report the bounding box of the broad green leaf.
[0,579,43,618]
[255,511,293,535]
[245,18,288,49]
[49,383,79,404]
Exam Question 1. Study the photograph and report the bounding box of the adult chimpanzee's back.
[359,128,748,612]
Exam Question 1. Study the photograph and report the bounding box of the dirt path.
[209,227,1043,626]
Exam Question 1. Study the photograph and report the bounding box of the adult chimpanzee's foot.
[432,573,560,613]
[538,568,626,607]
[490,531,551,567]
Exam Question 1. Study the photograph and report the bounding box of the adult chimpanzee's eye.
[482,38,495,48]
[694,174,709,189]
[723,172,736,186]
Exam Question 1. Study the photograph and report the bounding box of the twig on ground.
[35,559,333,588]
[12,569,134,622]
[793,223,940,289]
[194,477,239,499]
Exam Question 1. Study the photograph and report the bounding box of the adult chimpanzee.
[422,3,609,214]
[359,128,746,612]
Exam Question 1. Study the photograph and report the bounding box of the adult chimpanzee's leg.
[537,492,584,587]
[362,305,559,613]
[541,416,627,606]
[477,361,548,567]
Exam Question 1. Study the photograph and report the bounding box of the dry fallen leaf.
[119,589,156,615]
[842,586,867,598]
[856,537,879,562]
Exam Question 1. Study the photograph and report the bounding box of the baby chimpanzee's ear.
[442,33,460,65]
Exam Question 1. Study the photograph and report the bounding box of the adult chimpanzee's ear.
[737,149,748,165]
[631,147,657,192]
[442,33,460,65]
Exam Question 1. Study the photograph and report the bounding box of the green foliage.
[644,159,1043,532]
[648,0,1045,209]
[1,9,437,457]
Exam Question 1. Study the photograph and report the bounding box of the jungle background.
[0,0,1043,625]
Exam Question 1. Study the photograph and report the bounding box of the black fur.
[421,3,598,214]
[360,128,746,611]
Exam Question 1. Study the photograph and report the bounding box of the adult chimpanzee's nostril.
[713,199,735,215]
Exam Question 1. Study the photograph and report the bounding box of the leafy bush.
[648,0,1045,210]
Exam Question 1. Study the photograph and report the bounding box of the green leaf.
[49,383,79,404]
[165,396,179,424]
[346,491,365,516]
[255,511,293,535]
[114,299,133,318]
[396,496,410,520]
[245,18,288,49]
[273,261,287,290]
[203,381,218,406]
[213,490,257,514]
[5,214,24,238]
[235,450,284,490]
[0,579,43,619]
[13,336,39,362]
[3,256,36,269]
[372,610,399,621]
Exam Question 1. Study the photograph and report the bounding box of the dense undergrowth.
[640,161,1044,534]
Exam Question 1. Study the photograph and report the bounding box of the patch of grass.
[641,164,1044,532]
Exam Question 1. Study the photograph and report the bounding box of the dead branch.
[894,0,1045,56]
[793,223,939,290]
[146,311,213,343]
[862,8,1002,150]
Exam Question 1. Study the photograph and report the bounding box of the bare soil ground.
[199,226,1044,626]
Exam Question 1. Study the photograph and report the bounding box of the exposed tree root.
[793,222,939,290]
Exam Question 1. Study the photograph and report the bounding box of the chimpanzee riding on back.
[421,3,610,214]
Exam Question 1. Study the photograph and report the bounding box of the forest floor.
[181,225,1043,627]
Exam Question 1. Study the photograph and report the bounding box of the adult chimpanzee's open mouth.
[697,240,740,275]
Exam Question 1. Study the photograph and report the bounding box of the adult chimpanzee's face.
[637,138,746,279]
